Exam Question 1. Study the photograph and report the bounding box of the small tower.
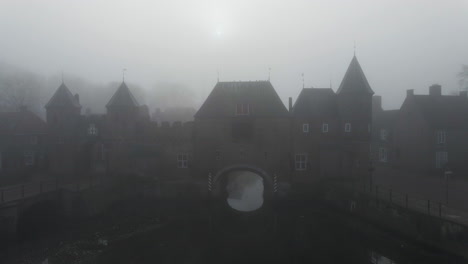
[45,82,81,127]
[44,82,82,174]
[336,55,374,178]
[106,81,140,138]
[337,55,374,136]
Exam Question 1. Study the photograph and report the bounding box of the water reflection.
[226,171,264,212]
[370,251,397,264]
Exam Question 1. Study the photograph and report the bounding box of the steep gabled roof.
[292,88,338,117]
[411,95,468,129]
[337,55,374,95]
[195,81,289,118]
[45,83,81,109]
[106,82,139,108]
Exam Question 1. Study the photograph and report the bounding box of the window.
[295,154,308,171]
[24,151,34,166]
[436,130,446,144]
[345,123,352,132]
[435,151,448,169]
[30,136,38,145]
[380,129,388,141]
[177,154,188,168]
[322,123,329,133]
[302,123,309,133]
[379,148,387,162]
[88,123,98,135]
[235,103,250,116]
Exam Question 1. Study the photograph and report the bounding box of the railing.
[0,177,101,205]
[365,184,468,227]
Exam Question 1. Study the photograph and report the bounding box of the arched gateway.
[210,164,274,212]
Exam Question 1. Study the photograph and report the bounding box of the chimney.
[460,91,467,98]
[372,96,383,112]
[407,89,414,97]
[288,97,292,112]
[74,93,80,103]
[429,84,441,96]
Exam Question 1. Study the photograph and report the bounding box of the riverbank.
[4,196,467,264]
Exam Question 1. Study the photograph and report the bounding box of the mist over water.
[226,171,264,212]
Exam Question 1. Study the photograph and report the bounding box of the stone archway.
[211,164,274,212]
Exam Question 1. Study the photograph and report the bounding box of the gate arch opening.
[212,165,273,212]
[226,170,264,212]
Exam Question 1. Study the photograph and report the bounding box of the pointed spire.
[106,81,139,108]
[45,83,81,109]
[337,55,374,95]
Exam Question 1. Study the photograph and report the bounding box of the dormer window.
[302,123,309,133]
[88,123,98,135]
[345,123,352,132]
[236,103,250,116]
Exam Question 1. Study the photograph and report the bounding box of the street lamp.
[444,168,452,206]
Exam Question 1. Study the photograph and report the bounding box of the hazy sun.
[215,25,223,37]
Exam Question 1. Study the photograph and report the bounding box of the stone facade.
[41,55,374,190]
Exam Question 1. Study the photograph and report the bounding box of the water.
[226,170,264,212]
[94,200,460,264]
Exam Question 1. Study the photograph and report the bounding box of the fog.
[1,0,468,114]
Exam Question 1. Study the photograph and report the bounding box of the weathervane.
[354,40,356,56]
[302,73,304,88]
[122,68,127,82]
[268,67,271,81]
[61,71,64,84]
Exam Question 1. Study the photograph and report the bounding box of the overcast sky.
[1,0,467,109]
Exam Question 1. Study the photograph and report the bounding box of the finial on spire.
[354,40,356,56]
[217,70,219,82]
[61,71,64,84]
[268,67,271,81]
[301,73,305,88]
[330,79,332,89]
[122,68,127,82]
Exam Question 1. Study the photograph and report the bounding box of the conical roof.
[106,82,139,108]
[45,83,81,109]
[337,55,374,95]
